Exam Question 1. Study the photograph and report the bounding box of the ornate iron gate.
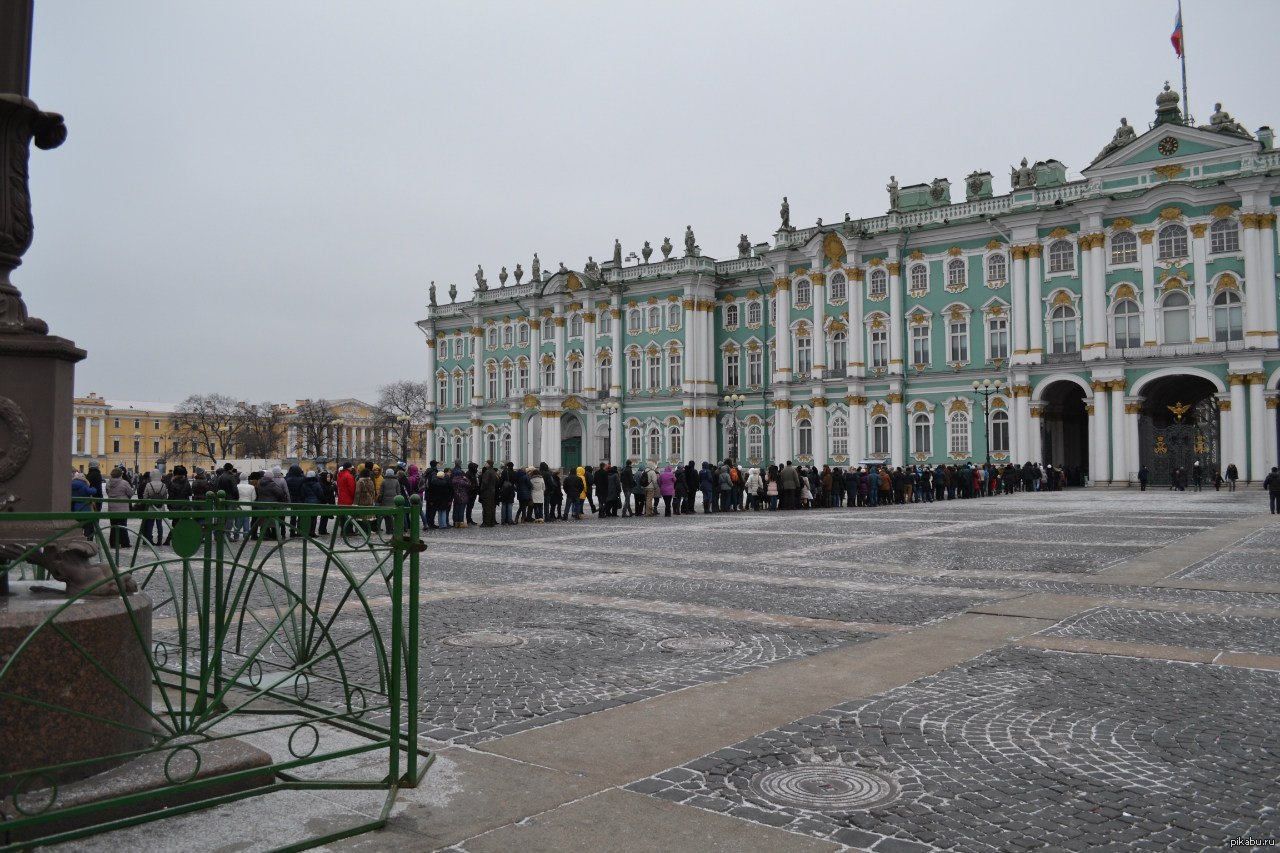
[1139,397,1220,485]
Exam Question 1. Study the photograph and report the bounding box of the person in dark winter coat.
[606,466,622,516]
[699,463,715,513]
[451,466,470,528]
[620,462,635,517]
[300,470,325,535]
[562,469,584,519]
[428,470,453,529]
[479,462,498,527]
[593,464,610,517]
[683,462,698,514]
[466,462,479,525]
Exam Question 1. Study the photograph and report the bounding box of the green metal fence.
[0,494,430,851]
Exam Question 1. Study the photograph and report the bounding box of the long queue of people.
[69,457,1070,546]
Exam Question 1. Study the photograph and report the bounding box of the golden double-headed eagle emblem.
[1167,401,1192,422]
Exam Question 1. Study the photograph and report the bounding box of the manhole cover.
[657,637,738,652]
[441,632,524,649]
[749,765,898,811]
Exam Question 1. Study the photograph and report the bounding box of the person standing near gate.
[1192,460,1203,492]
[1226,463,1239,492]
[1138,465,1150,491]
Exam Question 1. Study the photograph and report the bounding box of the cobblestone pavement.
[1036,605,1280,656]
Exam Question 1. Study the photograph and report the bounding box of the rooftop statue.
[475,264,487,292]
[584,256,599,276]
[684,225,696,257]
[449,282,457,303]
[558,261,569,274]
[1094,117,1138,162]
[1011,157,1036,189]
[779,196,790,230]
[1204,102,1252,138]
[499,266,508,286]
[513,263,524,284]
[429,281,437,307]
[887,176,899,211]
[531,253,541,283]
[613,239,622,267]
[642,240,653,263]
[738,234,750,258]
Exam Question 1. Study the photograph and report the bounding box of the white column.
[774,401,793,462]
[1110,381,1127,484]
[850,270,864,378]
[1027,245,1044,360]
[1009,394,1023,464]
[1242,215,1264,341]
[529,319,543,392]
[889,392,905,467]
[1230,377,1248,482]
[509,413,523,467]
[1139,231,1157,345]
[553,312,566,391]
[1015,388,1033,464]
[774,277,792,381]
[1249,375,1266,485]
[812,394,828,464]
[1090,236,1107,357]
[888,262,904,373]
[1091,382,1110,482]
[96,418,105,456]
[1077,239,1094,354]
[424,325,437,404]
[1219,397,1235,478]
[542,411,562,469]
[850,397,866,463]
[610,306,623,396]
[1086,400,1098,485]
[610,407,622,465]
[1258,214,1279,348]
[287,426,297,458]
[811,273,826,380]
[470,419,483,464]
[72,415,80,453]
[1264,393,1278,475]
[1125,398,1141,486]
[1191,226,1210,342]
[1010,247,1028,361]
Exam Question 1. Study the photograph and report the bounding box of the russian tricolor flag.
[1171,6,1184,57]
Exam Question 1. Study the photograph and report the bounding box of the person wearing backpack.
[139,470,168,544]
[499,466,517,525]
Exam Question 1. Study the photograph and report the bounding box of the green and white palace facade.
[417,87,1280,485]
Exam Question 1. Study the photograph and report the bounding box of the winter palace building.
[417,86,1279,485]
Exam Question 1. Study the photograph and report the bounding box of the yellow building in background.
[72,393,177,475]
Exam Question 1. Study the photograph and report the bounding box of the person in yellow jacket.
[372,464,384,495]
[575,466,588,500]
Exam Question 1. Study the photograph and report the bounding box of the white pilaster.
[610,406,622,465]
[811,274,826,380]
[1264,393,1278,475]
[888,260,904,374]
[1027,245,1044,361]
[850,397,866,463]
[553,313,566,392]
[1110,381,1127,484]
[1230,377,1248,482]
[1249,376,1266,485]
[774,400,794,463]
[1125,398,1141,487]
[812,392,828,464]
[1010,247,1028,362]
[542,411,562,470]
[1139,231,1157,346]
[889,391,904,467]
[509,413,524,467]
[1191,226,1210,342]
[583,309,597,395]
[1091,383,1110,483]
[1015,390,1033,465]
[850,270,864,378]
[96,418,105,456]
[1258,214,1278,348]
[774,275,792,382]
[1090,236,1108,358]
[424,325,437,405]
[530,319,543,393]
[1242,216,1263,341]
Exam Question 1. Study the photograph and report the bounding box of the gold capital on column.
[886,262,901,275]
[1011,246,1027,260]
[1138,230,1155,245]
[1026,244,1042,259]
[1123,403,1142,414]
[1190,223,1208,238]
[1217,399,1231,412]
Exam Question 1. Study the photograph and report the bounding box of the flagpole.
[1179,0,1191,123]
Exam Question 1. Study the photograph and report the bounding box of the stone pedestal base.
[0,581,152,795]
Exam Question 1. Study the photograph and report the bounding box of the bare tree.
[236,402,288,459]
[170,394,241,467]
[292,399,337,459]
[373,380,431,462]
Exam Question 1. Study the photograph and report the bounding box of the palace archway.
[1038,380,1089,485]
[561,413,583,471]
[1137,375,1219,486]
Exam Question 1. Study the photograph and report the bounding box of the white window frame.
[724,351,740,388]
[987,315,1009,361]
[871,415,890,455]
[1157,224,1188,261]
[946,258,966,288]
[910,323,931,366]
[1112,299,1141,349]
[869,269,888,298]
[1213,290,1243,342]
[1110,232,1138,265]
[986,253,1007,283]
[830,415,848,457]
[829,273,847,302]
[948,411,970,456]
[1048,240,1075,273]
[911,413,932,456]
[1210,219,1240,254]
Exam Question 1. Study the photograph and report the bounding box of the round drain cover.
[441,632,524,649]
[749,765,898,811]
[657,637,737,652]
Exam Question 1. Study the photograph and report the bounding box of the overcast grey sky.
[22,1,1279,405]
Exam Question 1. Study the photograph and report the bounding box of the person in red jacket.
[335,463,356,534]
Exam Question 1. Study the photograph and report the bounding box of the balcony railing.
[1119,339,1248,359]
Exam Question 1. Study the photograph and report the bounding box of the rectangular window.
[647,355,661,389]
[796,337,812,375]
[831,419,848,457]
[725,352,740,388]
[598,312,611,335]
[629,355,642,390]
[988,317,1009,360]
[668,353,682,388]
[991,414,1010,453]
[948,320,968,362]
[912,418,932,455]
[487,371,498,400]
[112,439,120,453]
[152,440,160,454]
[948,416,970,455]
[502,368,514,398]
[870,329,889,368]
[911,325,931,366]
[569,362,583,393]
[747,426,763,462]
[747,350,763,386]
[629,430,641,460]
[599,362,611,391]
[153,420,160,430]
[113,419,120,428]
[133,419,140,429]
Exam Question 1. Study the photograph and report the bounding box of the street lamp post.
[328,417,344,467]
[721,394,746,463]
[970,378,1007,468]
[396,414,411,464]
[132,431,141,475]
[601,401,618,464]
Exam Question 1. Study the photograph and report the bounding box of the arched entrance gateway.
[560,413,582,471]
[1038,380,1089,486]
[1137,375,1220,486]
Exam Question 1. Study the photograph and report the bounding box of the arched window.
[438,340,448,360]
[797,418,813,457]
[991,410,1010,453]
[485,431,497,462]
[454,338,465,359]
[647,306,661,329]
[1158,224,1188,261]
[517,359,529,392]
[911,413,932,456]
[486,363,498,399]
[948,316,969,362]
[436,431,447,463]
[501,431,511,462]
[1213,290,1243,342]
[646,351,661,388]
[746,425,763,463]
[725,303,739,328]
[987,253,1007,283]
[518,322,529,346]
[987,314,1009,360]
[667,304,682,328]
[1048,240,1075,273]
[453,433,464,465]
[598,357,612,392]
[831,416,848,457]
[667,350,682,387]
[628,309,641,333]
[947,258,966,288]
[1050,304,1078,353]
[870,326,889,369]
[647,426,661,460]
[796,335,813,375]
[542,360,556,388]
[1162,291,1191,343]
[487,327,498,349]
[909,264,928,292]
[871,415,890,455]
[724,350,740,387]
[794,279,811,307]
[1113,299,1141,349]
[1111,231,1138,264]
[503,325,514,347]
[437,374,448,407]
[830,273,847,302]
[569,313,583,338]
[452,372,465,407]
[870,269,888,297]
[568,359,583,393]
[831,331,847,368]
[668,426,682,460]
[1210,219,1240,254]
[501,361,514,398]
[948,411,970,456]
[747,300,762,326]
[627,427,641,461]
[598,311,611,335]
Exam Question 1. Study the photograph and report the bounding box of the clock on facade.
[1158,136,1180,156]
